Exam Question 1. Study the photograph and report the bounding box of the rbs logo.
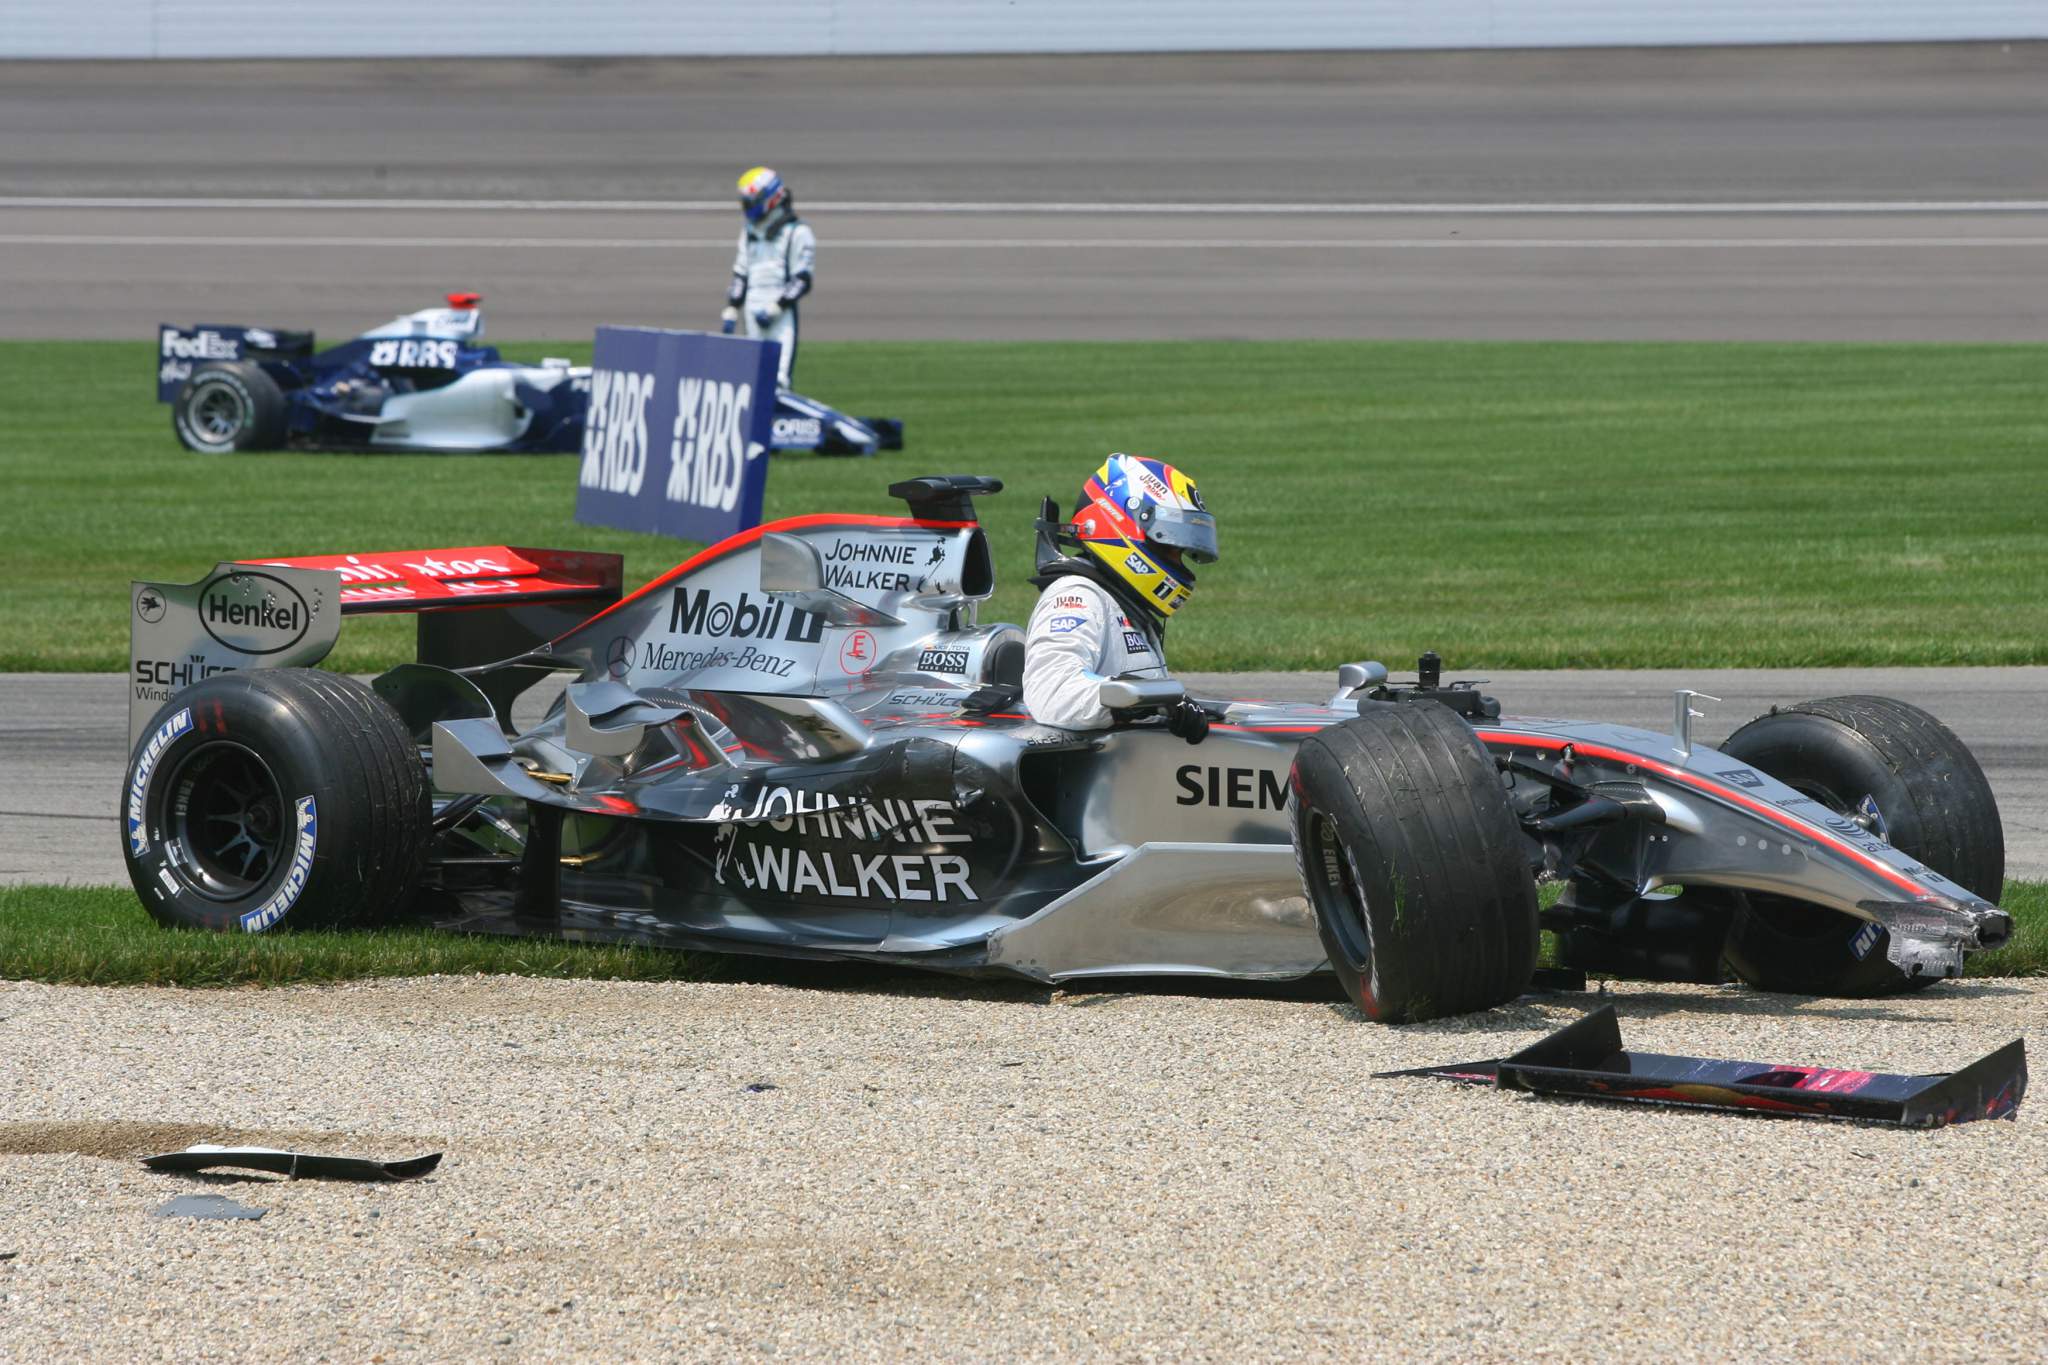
[579,367,656,496]
[667,376,764,512]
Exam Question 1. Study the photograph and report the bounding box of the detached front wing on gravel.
[1382,1006,2026,1127]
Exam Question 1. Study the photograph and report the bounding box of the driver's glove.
[751,304,782,328]
[1165,696,1211,745]
[719,306,739,335]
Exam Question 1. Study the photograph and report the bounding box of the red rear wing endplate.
[240,546,623,615]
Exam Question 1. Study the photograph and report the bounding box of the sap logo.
[159,328,240,360]
[1047,614,1086,634]
[1176,764,1288,811]
[667,377,764,512]
[917,648,969,674]
[773,416,822,445]
[1717,767,1766,789]
[1123,552,1156,576]
[668,588,824,644]
[580,367,656,495]
[368,339,458,368]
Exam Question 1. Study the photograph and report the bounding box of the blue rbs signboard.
[574,327,780,543]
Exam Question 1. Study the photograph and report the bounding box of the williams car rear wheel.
[122,669,429,933]
[172,361,288,453]
[1290,703,1539,1023]
[1718,695,2004,997]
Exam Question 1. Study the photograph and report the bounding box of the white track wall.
[7,0,2048,59]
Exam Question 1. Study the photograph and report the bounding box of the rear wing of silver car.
[128,545,621,747]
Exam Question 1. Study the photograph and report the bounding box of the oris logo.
[197,572,312,656]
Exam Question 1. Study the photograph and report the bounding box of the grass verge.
[3,339,2046,672]
[3,881,2044,989]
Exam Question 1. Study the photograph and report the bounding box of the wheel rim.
[163,742,286,899]
[1304,809,1375,967]
[191,383,245,444]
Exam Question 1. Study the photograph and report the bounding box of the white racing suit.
[726,217,815,389]
[1022,575,1169,730]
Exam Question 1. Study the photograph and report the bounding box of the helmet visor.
[1142,505,1218,564]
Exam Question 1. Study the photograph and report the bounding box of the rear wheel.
[1290,703,1539,1023]
[123,669,429,932]
[172,360,288,453]
[1718,695,2003,996]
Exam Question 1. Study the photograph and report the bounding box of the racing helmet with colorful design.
[1072,453,1218,617]
[737,166,790,225]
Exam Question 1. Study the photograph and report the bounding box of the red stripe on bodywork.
[1475,728,1930,898]
[573,513,974,631]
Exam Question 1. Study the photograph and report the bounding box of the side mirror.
[759,532,825,594]
[1331,660,1389,707]
[1099,676,1187,711]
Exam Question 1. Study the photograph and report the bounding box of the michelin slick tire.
[1290,703,1539,1023]
[172,360,288,453]
[123,669,429,933]
[1718,695,2004,996]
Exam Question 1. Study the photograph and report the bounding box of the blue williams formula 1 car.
[157,295,903,457]
[120,476,2015,1047]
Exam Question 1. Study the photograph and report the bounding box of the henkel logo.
[197,572,312,655]
[580,367,656,495]
[668,587,823,643]
[160,328,241,360]
[666,377,765,512]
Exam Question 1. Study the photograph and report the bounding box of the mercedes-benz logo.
[135,589,166,623]
[605,634,633,679]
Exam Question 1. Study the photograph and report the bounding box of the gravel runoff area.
[2,972,2044,1361]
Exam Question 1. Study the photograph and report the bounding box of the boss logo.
[917,648,969,674]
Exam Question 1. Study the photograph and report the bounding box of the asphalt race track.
[6,667,2043,888]
[5,43,2048,340]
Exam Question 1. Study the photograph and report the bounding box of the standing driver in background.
[1023,453,1219,741]
[720,166,815,390]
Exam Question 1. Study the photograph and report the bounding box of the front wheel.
[1290,703,1539,1023]
[122,669,429,932]
[172,360,288,453]
[1718,694,2004,996]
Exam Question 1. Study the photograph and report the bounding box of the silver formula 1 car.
[120,476,2010,1023]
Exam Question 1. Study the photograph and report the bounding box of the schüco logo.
[198,572,312,656]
